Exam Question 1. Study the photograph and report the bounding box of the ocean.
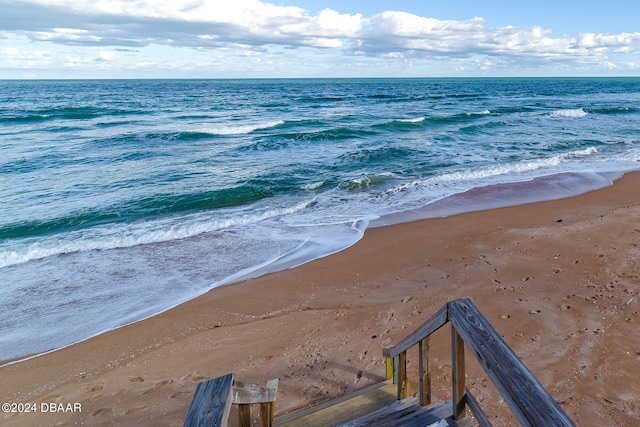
[1,78,639,363]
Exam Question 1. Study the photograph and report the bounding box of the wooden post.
[452,328,466,420]
[397,351,409,400]
[238,404,252,427]
[260,401,274,427]
[231,378,278,427]
[385,357,394,381]
[418,337,431,406]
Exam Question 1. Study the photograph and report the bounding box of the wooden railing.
[383,298,575,427]
[184,373,278,427]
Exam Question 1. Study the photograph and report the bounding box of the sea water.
[1,78,639,362]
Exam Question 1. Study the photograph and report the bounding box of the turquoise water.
[1,78,639,361]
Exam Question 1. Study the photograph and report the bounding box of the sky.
[1,0,640,79]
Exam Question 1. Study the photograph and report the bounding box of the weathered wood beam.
[448,298,575,427]
[465,387,494,427]
[452,327,466,420]
[385,356,394,381]
[383,304,448,359]
[418,337,431,406]
[238,404,252,427]
[232,378,278,404]
[397,351,409,400]
[184,373,234,427]
[260,401,275,427]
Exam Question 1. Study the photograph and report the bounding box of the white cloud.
[2,44,51,68]
[578,32,640,50]
[2,0,640,76]
[30,28,102,43]
[279,8,362,41]
[99,50,116,61]
[367,11,484,37]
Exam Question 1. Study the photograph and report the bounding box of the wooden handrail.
[383,298,575,427]
[184,373,234,427]
[185,374,278,427]
[383,303,448,359]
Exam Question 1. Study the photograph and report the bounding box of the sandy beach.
[2,171,639,426]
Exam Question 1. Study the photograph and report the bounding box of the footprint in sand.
[180,372,205,383]
[83,383,104,393]
[91,408,112,416]
[128,376,144,383]
[170,391,191,399]
[191,373,205,382]
[142,379,173,395]
[123,406,147,415]
[112,388,131,397]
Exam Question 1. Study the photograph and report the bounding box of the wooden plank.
[260,402,275,427]
[465,387,493,427]
[393,355,399,384]
[184,373,234,427]
[397,351,409,400]
[338,397,419,427]
[383,304,448,358]
[266,379,279,392]
[238,404,252,427]
[274,380,397,427]
[262,379,278,427]
[348,400,452,427]
[419,337,431,406]
[451,328,466,420]
[233,379,261,391]
[385,357,393,380]
[448,298,575,427]
[366,401,437,427]
[232,378,278,404]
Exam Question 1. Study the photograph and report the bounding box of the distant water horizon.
[2,77,639,362]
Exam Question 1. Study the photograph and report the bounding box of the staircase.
[185,298,575,427]
[273,380,475,427]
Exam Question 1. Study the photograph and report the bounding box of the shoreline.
[1,169,623,366]
[2,170,640,426]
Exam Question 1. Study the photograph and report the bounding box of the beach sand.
[1,171,639,426]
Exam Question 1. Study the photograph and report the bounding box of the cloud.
[98,50,116,61]
[3,44,51,68]
[360,12,603,60]
[577,32,640,50]
[3,0,359,48]
[2,0,640,75]
[30,28,103,44]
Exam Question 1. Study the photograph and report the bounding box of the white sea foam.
[551,108,588,118]
[386,147,599,195]
[397,117,425,123]
[301,181,324,190]
[205,120,284,135]
[0,211,370,362]
[467,110,491,115]
[0,198,315,269]
[566,147,598,157]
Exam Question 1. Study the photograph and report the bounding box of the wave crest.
[204,120,284,135]
[0,198,315,269]
[551,109,588,118]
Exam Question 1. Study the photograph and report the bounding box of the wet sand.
[1,171,639,426]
